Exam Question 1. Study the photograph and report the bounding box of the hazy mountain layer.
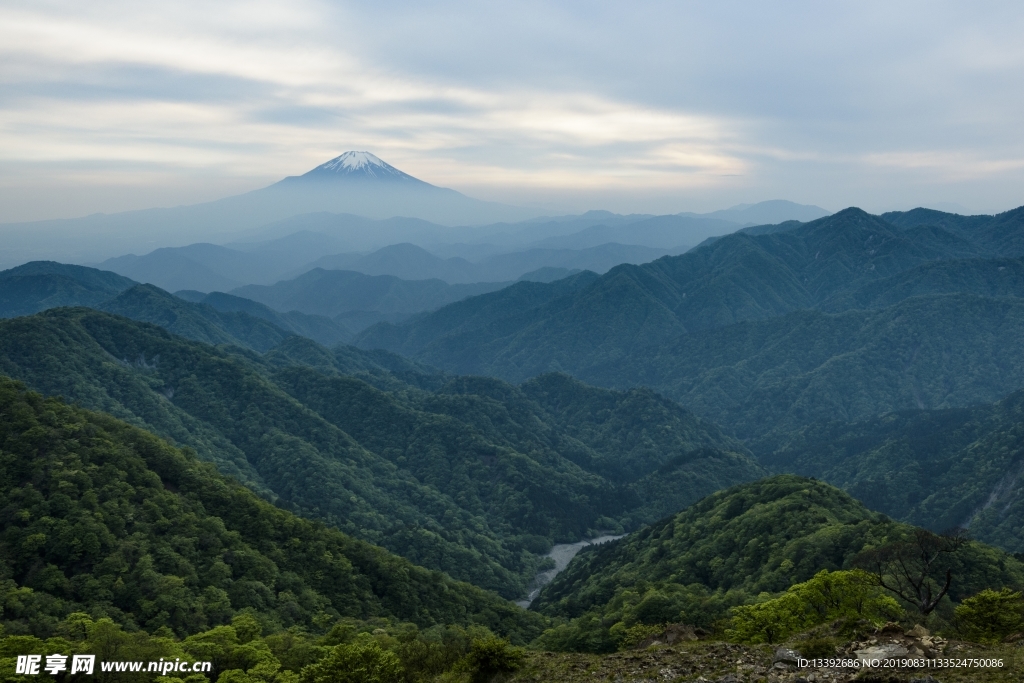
[682,199,830,225]
[299,242,680,285]
[1,153,537,267]
[232,268,514,331]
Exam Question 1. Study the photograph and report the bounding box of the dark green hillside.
[0,308,762,598]
[408,373,761,526]
[100,284,296,352]
[264,334,441,391]
[0,261,135,317]
[0,262,350,349]
[757,388,1024,552]
[271,366,623,543]
[0,376,542,640]
[626,293,1024,437]
[518,373,746,482]
[531,476,1024,652]
[820,256,1024,311]
[884,205,1024,256]
[371,291,1024,441]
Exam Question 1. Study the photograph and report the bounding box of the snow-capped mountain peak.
[303,151,422,183]
[322,151,387,171]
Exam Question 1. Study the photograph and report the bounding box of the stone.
[854,642,909,666]
[906,624,931,639]
[773,647,800,665]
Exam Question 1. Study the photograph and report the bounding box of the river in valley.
[515,534,624,608]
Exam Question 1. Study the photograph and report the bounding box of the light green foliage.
[727,570,902,644]
[726,592,807,645]
[954,588,1024,644]
[0,609,504,683]
[298,639,403,683]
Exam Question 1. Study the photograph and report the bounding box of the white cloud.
[1,0,1023,220]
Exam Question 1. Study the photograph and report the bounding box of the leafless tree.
[853,528,969,615]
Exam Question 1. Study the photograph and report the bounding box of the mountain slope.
[0,261,136,317]
[531,476,1024,651]
[527,215,734,250]
[600,293,1024,438]
[756,387,1024,552]
[0,308,763,599]
[820,256,1024,311]
[100,284,296,352]
[0,376,542,640]
[100,244,245,292]
[687,199,831,225]
[883,205,1024,256]
[185,290,352,347]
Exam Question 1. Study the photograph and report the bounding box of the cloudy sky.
[2,0,1023,222]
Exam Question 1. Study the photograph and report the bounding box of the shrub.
[299,639,403,683]
[460,637,525,683]
[727,570,903,644]
[954,588,1024,644]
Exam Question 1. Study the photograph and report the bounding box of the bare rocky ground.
[508,634,1023,683]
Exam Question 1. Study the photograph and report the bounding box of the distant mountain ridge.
[355,207,991,363]
[685,199,831,225]
[354,205,1024,435]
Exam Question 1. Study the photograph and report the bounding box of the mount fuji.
[295,151,425,183]
[0,152,538,268]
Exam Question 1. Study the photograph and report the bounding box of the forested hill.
[353,207,1024,439]
[529,475,1024,652]
[755,387,1024,552]
[0,308,763,600]
[0,376,543,641]
[0,261,135,317]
